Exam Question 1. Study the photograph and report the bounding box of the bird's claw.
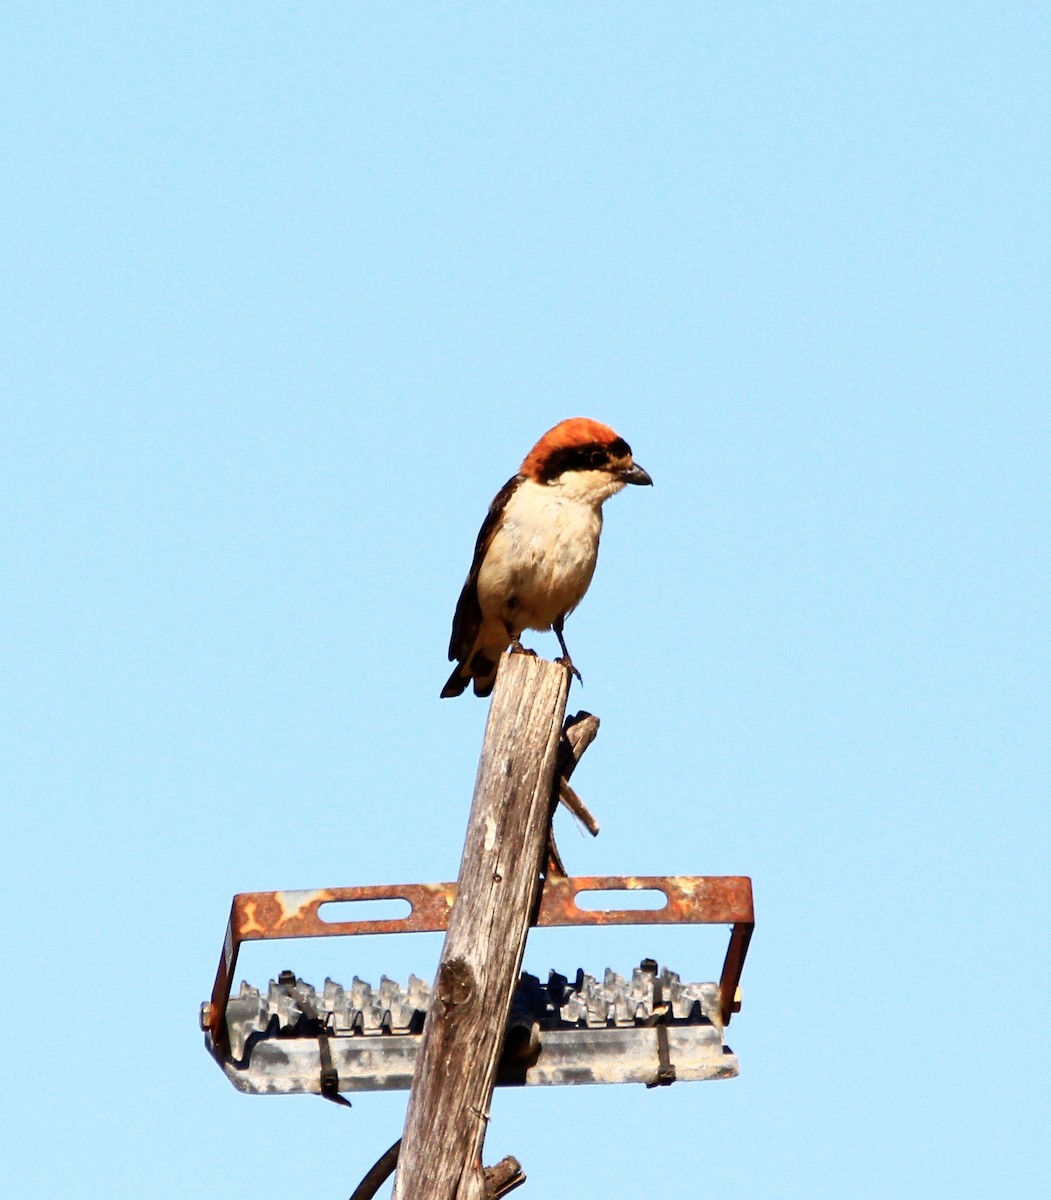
[509,640,538,658]
[557,656,583,684]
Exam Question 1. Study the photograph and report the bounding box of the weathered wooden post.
[391,652,570,1200]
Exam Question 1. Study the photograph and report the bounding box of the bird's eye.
[587,448,607,468]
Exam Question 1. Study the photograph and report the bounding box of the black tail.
[440,662,469,698]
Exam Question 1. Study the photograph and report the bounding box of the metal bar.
[234,882,459,940]
[719,921,754,1027]
[535,875,753,927]
[205,875,753,1051]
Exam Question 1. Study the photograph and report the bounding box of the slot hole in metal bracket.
[573,888,668,913]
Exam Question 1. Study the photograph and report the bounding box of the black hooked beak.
[619,462,653,486]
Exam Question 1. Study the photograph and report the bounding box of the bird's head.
[519,418,653,502]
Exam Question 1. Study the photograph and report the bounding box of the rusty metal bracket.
[203,875,754,1056]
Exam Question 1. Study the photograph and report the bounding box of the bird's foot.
[509,640,538,658]
[556,655,583,684]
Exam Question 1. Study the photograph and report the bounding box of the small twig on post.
[391,653,570,1200]
[545,712,601,877]
[483,1156,526,1197]
[557,712,601,835]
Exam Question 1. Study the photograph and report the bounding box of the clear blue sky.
[4,4,1048,1197]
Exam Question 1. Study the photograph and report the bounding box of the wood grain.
[391,653,570,1200]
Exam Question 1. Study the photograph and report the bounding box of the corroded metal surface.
[535,875,753,927]
[235,881,458,941]
[204,876,754,1049]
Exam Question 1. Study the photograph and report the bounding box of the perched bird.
[442,418,652,698]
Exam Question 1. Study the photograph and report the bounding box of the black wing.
[447,474,522,662]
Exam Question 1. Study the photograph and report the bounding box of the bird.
[441,418,652,698]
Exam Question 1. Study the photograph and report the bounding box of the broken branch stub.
[557,712,600,835]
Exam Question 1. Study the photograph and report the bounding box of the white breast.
[477,477,612,635]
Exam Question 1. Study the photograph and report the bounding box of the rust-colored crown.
[520,418,626,480]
